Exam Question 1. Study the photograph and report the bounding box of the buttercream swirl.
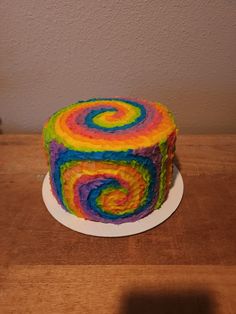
[43,97,177,224]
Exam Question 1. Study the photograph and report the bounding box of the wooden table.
[0,134,235,314]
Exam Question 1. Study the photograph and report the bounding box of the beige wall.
[0,0,235,134]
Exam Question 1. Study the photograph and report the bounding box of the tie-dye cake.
[43,98,177,224]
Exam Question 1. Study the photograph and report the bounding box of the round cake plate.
[42,165,184,237]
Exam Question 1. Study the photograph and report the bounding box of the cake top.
[43,97,176,152]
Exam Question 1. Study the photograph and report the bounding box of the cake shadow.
[174,154,181,171]
[0,117,3,134]
[171,154,181,187]
[120,288,216,314]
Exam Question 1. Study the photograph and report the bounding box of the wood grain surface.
[0,265,235,314]
[0,134,236,313]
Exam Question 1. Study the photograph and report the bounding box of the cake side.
[43,97,177,224]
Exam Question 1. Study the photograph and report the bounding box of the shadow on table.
[170,154,181,187]
[0,117,2,134]
[121,289,216,314]
[174,154,181,172]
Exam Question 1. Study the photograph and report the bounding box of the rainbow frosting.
[43,98,177,224]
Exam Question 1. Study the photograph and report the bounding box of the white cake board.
[42,165,184,237]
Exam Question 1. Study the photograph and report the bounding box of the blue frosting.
[78,98,146,132]
[87,178,124,219]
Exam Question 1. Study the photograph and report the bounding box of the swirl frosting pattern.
[43,98,177,224]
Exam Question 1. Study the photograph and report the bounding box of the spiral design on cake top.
[44,98,176,152]
[43,98,177,224]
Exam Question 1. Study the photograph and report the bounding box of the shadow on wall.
[120,289,217,314]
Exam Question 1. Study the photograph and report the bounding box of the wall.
[0,0,235,133]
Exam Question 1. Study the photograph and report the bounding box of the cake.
[43,97,177,224]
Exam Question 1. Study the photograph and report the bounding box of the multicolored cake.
[43,98,177,224]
